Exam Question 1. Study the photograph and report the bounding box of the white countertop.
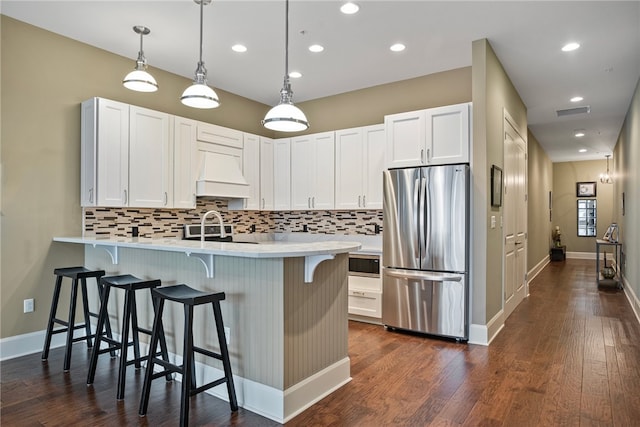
[53,236,361,259]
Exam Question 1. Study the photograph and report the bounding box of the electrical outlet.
[24,298,34,313]
[224,326,230,345]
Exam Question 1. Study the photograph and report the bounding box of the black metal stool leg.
[80,278,94,349]
[212,301,238,411]
[63,278,80,372]
[42,275,63,361]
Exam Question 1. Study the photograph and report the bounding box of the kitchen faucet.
[200,210,226,242]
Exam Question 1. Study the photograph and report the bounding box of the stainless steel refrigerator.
[382,164,469,340]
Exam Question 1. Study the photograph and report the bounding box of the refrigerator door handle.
[385,268,463,282]
[419,176,427,259]
[413,177,420,259]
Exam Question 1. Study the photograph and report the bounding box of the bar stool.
[86,274,172,400]
[42,267,114,372]
[139,284,238,426]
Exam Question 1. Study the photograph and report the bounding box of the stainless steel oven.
[348,253,380,278]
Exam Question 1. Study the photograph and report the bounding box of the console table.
[595,239,622,289]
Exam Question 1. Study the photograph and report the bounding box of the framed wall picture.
[576,181,597,197]
[491,165,503,207]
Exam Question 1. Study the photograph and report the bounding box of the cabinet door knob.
[420,149,424,163]
[164,192,168,206]
[89,188,93,203]
[312,196,315,209]
[123,189,128,204]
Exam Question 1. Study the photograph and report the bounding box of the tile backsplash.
[84,199,383,238]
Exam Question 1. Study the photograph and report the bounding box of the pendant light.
[262,0,309,132]
[600,154,613,184]
[122,26,158,92]
[181,0,220,109]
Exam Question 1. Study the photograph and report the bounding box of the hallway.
[2,259,639,426]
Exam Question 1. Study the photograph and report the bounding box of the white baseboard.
[0,328,351,424]
[567,251,597,259]
[528,255,550,284]
[468,309,504,346]
[622,275,640,326]
[0,329,66,361]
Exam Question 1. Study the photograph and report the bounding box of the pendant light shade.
[600,154,613,184]
[181,0,220,109]
[123,26,158,92]
[262,0,309,132]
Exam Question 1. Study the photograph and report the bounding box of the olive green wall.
[552,160,615,253]
[0,15,471,340]
[471,39,527,326]
[292,67,472,135]
[612,77,639,310]
[527,131,553,269]
[0,16,268,339]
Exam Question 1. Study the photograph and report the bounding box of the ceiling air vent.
[556,106,591,117]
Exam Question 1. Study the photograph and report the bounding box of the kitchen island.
[53,236,360,423]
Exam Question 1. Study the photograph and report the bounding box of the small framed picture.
[491,165,503,207]
[576,181,597,197]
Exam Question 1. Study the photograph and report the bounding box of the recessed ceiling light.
[340,2,359,14]
[309,44,324,53]
[574,131,585,138]
[562,42,580,52]
[289,71,302,79]
[579,149,587,153]
[570,96,583,103]
[232,44,247,53]
[390,43,405,52]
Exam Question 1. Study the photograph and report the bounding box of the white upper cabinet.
[228,133,260,210]
[363,124,386,209]
[128,106,172,208]
[385,102,470,168]
[196,122,243,148]
[273,138,291,211]
[173,116,197,209]
[81,97,129,207]
[260,137,274,211]
[426,103,470,165]
[291,131,335,210]
[335,124,385,210]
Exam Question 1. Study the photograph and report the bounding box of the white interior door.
[503,115,527,318]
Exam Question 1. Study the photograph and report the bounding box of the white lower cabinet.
[348,275,382,322]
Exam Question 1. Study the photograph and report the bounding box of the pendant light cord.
[284,0,289,80]
[199,0,204,64]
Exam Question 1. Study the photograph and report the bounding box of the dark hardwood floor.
[2,259,640,426]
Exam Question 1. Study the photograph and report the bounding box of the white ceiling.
[2,1,639,162]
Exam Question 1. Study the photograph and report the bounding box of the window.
[577,199,596,236]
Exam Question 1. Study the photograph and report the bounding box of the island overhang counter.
[53,236,361,423]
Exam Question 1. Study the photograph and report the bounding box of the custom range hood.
[196,152,249,199]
